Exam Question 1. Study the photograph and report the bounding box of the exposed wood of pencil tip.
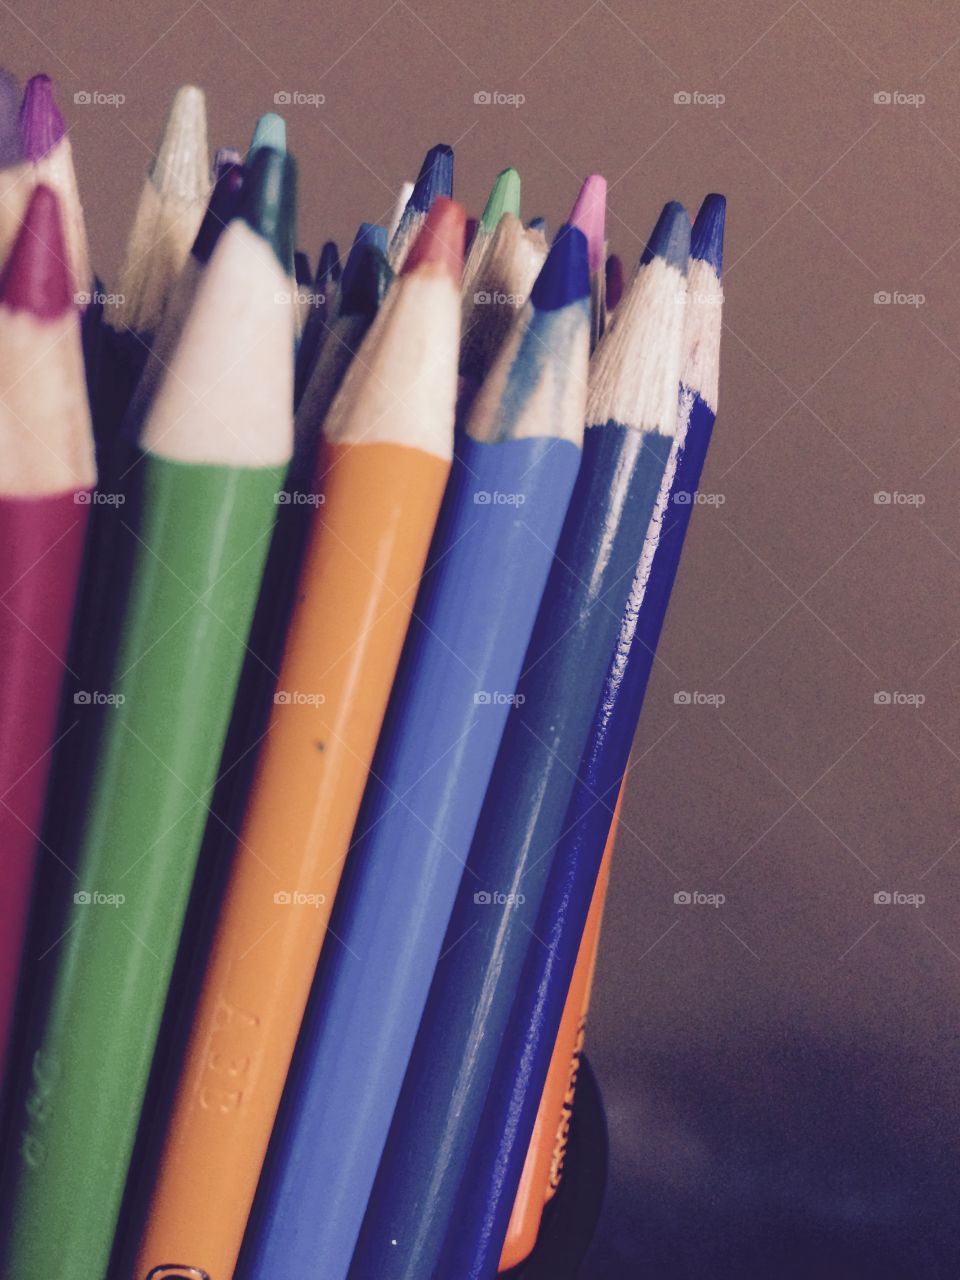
[586,201,691,436]
[323,199,463,457]
[140,217,293,468]
[0,184,94,496]
[111,84,212,335]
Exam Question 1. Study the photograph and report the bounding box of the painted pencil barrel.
[134,441,450,1280]
[0,494,89,1086]
[242,435,581,1280]
[449,395,720,1279]
[347,418,673,1279]
[4,457,281,1280]
[499,796,617,1272]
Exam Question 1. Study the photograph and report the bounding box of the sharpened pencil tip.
[242,147,296,273]
[409,144,453,212]
[317,241,341,286]
[214,146,241,179]
[341,224,387,299]
[530,225,589,311]
[639,200,690,273]
[294,251,312,284]
[19,74,65,161]
[248,112,286,159]
[340,247,393,317]
[480,168,521,234]
[605,253,624,310]
[568,175,606,273]
[151,85,210,201]
[691,193,725,275]
[192,162,244,264]
[401,196,464,279]
[0,185,72,317]
[527,216,547,234]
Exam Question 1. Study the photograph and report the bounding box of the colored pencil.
[293,249,313,333]
[388,142,453,269]
[0,76,92,299]
[387,178,414,238]
[569,174,606,348]
[247,110,286,159]
[294,238,393,478]
[3,160,295,1280]
[134,199,463,1280]
[0,187,95,1095]
[109,85,211,338]
[241,224,591,1280]
[527,215,547,234]
[462,166,521,295]
[121,159,246,435]
[294,237,342,403]
[499,796,618,1271]
[605,251,624,313]
[348,202,691,1280]
[214,144,241,177]
[0,67,20,165]
[459,212,548,416]
[445,194,725,1280]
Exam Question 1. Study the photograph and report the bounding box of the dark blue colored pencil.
[444,193,727,1280]
[347,202,691,1280]
[241,228,593,1280]
[388,142,453,269]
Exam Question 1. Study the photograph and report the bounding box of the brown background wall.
[6,2,960,1275]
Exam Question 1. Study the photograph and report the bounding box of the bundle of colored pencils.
[0,71,725,1280]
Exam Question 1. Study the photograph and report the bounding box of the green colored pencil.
[3,149,295,1280]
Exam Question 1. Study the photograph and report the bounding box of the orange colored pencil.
[499,787,620,1273]
[134,197,464,1280]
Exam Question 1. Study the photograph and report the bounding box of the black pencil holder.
[503,1053,609,1279]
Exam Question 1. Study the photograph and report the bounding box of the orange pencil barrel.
[135,440,450,1280]
[499,787,620,1272]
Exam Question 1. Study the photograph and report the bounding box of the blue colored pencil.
[347,202,691,1280]
[240,228,593,1280]
[388,142,453,269]
[444,193,727,1280]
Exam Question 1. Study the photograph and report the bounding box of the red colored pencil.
[0,185,96,1093]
